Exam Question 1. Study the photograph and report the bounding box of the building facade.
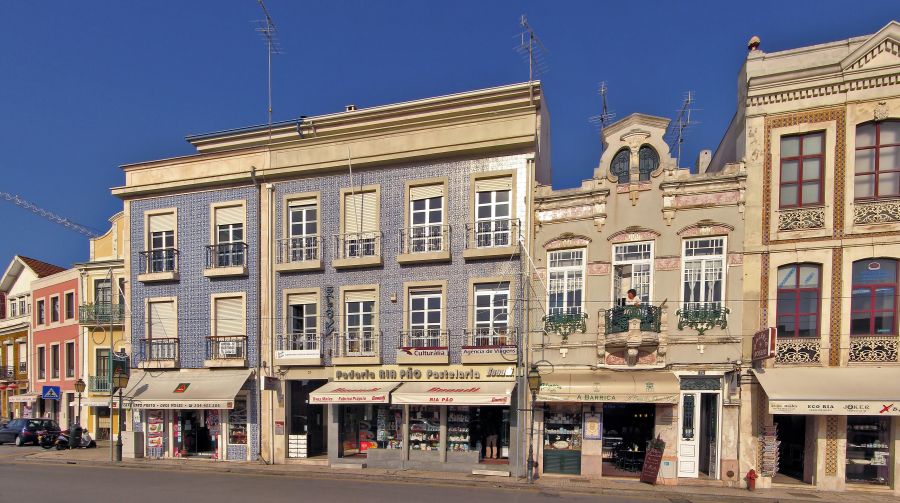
[710,21,900,493]
[530,113,747,483]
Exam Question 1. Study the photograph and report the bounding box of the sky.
[0,1,896,269]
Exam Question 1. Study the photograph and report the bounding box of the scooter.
[55,424,97,450]
[37,429,59,449]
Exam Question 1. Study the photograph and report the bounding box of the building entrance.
[773,414,807,483]
[288,380,326,458]
[601,403,655,477]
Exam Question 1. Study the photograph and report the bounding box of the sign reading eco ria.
[334,364,516,382]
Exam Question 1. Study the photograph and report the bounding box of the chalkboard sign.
[640,436,666,484]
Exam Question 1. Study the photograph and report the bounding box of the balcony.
[397,329,449,364]
[542,311,589,340]
[138,338,179,369]
[333,232,383,269]
[205,336,248,368]
[204,243,248,278]
[0,366,13,379]
[137,248,179,283]
[675,302,729,335]
[17,362,26,374]
[463,219,519,260]
[88,375,111,393]
[605,305,662,335]
[397,225,451,264]
[461,328,517,364]
[79,302,125,326]
[274,330,322,366]
[775,337,821,365]
[275,237,322,272]
[332,330,381,365]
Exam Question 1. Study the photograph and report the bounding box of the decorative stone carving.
[853,199,900,225]
[537,205,593,224]
[874,101,889,121]
[673,191,740,208]
[597,305,667,367]
[677,220,735,237]
[587,262,610,275]
[849,336,899,363]
[544,232,592,250]
[775,339,821,364]
[654,256,680,271]
[607,226,660,243]
[727,253,743,266]
[777,207,825,231]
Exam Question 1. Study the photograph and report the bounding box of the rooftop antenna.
[588,82,616,154]
[515,15,548,102]
[1,191,100,238]
[255,0,282,135]
[664,91,700,169]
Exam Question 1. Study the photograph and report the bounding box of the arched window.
[611,148,630,183]
[851,258,898,336]
[638,146,659,181]
[776,264,821,338]
[855,120,899,200]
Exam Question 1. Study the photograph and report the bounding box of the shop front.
[7,392,37,419]
[754,368,900,491]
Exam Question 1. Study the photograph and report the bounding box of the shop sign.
[333,364,516,382]
[274,420,285,435]
[398,347,449,358]
[564,393,679,404]
[130,400,235,409]
[583,413,602,440]
[769,400,900,416]
[751,328,776,362]
[460,346,517,358]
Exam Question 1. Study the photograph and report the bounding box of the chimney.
[696,149,712,174]
[345,104,357,112]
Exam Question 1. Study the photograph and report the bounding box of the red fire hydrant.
[746,469,758,491]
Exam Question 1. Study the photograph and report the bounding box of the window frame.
[37,345,46,380]
[850,258,898,337]
[638,145,659,181]
[50,295,60,324]
[854,120,900,201]
[64,291,75,320]
[611,148,631,183]
[65,341,75,379]
[36,299,46,325]
[779,131,825,209]
[611,241,654,306]
[681,237,727,309]
[50,343,60,379]
[339,285,380,357]
[776,263,822,339]
[547,249,586,316]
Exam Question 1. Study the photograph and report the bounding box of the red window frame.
[855,120,900,201]
[776,263,821,338]
[779,132,825,208]
[851,259,898,336]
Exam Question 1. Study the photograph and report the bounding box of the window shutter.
[0,293,5,319]
[287,292,318,306]
[409,183,444,200]
[475,176,512,192]
[344,191,378,234]
[18,342,26,364]
[149,301,176,339]
[215,297,244,337]
[344,290,376,303]
[215,205,243,226]
[288,197,317,208]
[148,212,175,233]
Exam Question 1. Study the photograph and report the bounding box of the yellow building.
[75,212,127,439]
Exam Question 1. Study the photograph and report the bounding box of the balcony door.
[612,242,653,306]
[94,279,112,304]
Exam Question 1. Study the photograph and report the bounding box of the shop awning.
[122,368,252,409]
[537,371,680,404]
[753,368,900,416]
[8,392,38,403]
[390,381,516,406]
[309,382,399,404]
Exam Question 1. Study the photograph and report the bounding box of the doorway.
[601,403,655,477]
[288,380,326,457]
[773,414,806,483]
[678,390,720,479]
[177,410,215,457]
[339,404,367,458]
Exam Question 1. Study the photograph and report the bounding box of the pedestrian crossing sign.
[42,385,61,401]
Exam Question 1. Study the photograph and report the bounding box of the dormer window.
[611,148,630,183]
[639,146,659,181]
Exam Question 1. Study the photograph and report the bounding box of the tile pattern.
[825,416,839,476]
[829,248,843,366]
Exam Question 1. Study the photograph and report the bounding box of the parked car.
[0,419,61,446]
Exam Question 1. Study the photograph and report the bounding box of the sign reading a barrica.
[752,327,776,362]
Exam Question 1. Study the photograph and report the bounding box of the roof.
[17,256,66,278]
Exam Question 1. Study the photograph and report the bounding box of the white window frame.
[409,290,443,347]
[681,237,727,310]
[611,241,654,306]
[344,299,376,356]
[547,249,586,316]
[409,196,444,252]
[288,203,319,261]
[473,283,510,346]
[288,302,318,351]
[475,190,512,248]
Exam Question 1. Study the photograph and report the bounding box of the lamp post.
[112,371,129,462]
[74,378,85,426]
[526,365,542,483]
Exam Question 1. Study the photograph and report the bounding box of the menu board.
[759,425,780,477]
[640,436,666,484]
[147,411,166,457]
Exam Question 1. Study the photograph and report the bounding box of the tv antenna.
[588,82,616,154]
[255,0,282,130]
[1,191,100,238]
[515,15,548,101]
[664,91,699,169]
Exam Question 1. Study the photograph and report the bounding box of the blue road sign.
[41,385,61,400]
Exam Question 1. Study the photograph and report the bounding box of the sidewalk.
[21,443,900,503]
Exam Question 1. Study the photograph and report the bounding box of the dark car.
[0,418,61,446]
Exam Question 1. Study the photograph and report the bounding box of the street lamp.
[111,371,129,462]
[74,378,86,426]
[526,365,542,484]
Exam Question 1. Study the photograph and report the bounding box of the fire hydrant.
[746,469,758,491]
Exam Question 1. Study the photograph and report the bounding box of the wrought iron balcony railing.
[542,311,588,338]
[335,232,382,260]
[276,236,320,264]
[333,330,380,358]
[205,242,247,269]
[139,248,179,274]
[88,375,112,393]
[676,302,729,335]
[277,330,321,353]
[140,338,179,362]
[399,329,449,348]
[604,305,663,335]
[206,336,247,360]
[399,225,450,254]
[17,362,26,374]
[465,218,519,249]
[463,327,517,347]
[79,302,125,325]
[0,366,13,379]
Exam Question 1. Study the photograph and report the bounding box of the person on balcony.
[625,289,641,306]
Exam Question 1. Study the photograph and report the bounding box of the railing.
[465,218,519,249]
[139,248,179,274]
[463,327,516,347]
[676,302,729,335]
[79,303,125,325]
[0,366,13,379]
[399,225,450,254]
[276,236,320,264]
[604,305,663,335]
[335,232,382,260]
[206,336,247,360]
[205,242,247,269]
[88,375,112,393]
[399,329,449,348]
[333,330,380,358]
[140,338,179,362]
[542,311,588,337]
[17,362,26,373]
[277,330,321,353]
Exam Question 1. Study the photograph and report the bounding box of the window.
[0,293,4,319]
[473,283,510,346]
[682,238,725,309]
[96,348,110,380]
[36,299,45,325]
[212,296,245,359]
[288,199,318,261]
[612,242,653,305]
[17,342,26,373]
[64,292,74,320]
[50,296,60,323]
[22,298,27,314]
[344,293,376,355]
[147,211,176,273]
[611,148,630,183]
[851,259,898,336]
[474,177,512,248]
[776,264,821,338]
[343,190,379,258]
[287,293,317,351]
[95,279,112,304]
[214,205,245,267]
[638,146,658,181]
[37,346,45,379]
[548,249,585,315]
[147,300,177,360]
[228,397,248,445]
[408,184,444,253]
[779,132,824,208]
[409,290,442,347]
[855,120,900,200]
[65,342,75,378]
[51,345,59,379]
[9,298,16,318]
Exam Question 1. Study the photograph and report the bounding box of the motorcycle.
[55,424,97,450]
[37,429,59,450]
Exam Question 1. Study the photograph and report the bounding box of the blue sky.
[0,1,896,269]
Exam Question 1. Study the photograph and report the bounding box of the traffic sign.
[41,385,61,401]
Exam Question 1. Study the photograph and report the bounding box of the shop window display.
[542,405,582,475]
[229,399,247,445]
[409,405,440,451]
[846,416,891,485]
[448,406,471,452]
[375,405,403,449]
